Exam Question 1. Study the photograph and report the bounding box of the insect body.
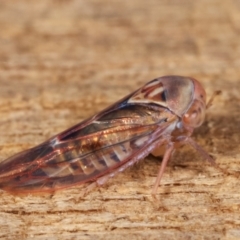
[0,76,215,195]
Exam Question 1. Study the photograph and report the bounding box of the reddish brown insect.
[0,76,216,195]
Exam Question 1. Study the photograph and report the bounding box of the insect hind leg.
[82,159,136,196]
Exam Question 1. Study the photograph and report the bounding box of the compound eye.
[183,111,198,125]
[183,100,205,128]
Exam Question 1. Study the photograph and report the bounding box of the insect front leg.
[184,137,228,172]
[177,136,228,175]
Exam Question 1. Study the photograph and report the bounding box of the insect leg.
[82,136,168,196]
[185,137,229,172]
[85,157,138,195]
[185,137,216,165]
[151,143,175,195]
[181,137,228,175]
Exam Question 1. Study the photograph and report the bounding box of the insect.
[0,75,216,195]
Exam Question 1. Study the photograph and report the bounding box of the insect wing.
[0,104,176,193]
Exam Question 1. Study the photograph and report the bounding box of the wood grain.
[0,0,240,239]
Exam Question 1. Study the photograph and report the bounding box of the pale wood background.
[0,0,240,239]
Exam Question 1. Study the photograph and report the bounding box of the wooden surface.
[0,0,240,239]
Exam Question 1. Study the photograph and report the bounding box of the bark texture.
[0,1,240,239]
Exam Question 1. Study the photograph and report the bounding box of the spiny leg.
[152,144,175,195]
[82,155,141,196]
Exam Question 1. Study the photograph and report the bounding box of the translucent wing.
[0,101,177,194]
